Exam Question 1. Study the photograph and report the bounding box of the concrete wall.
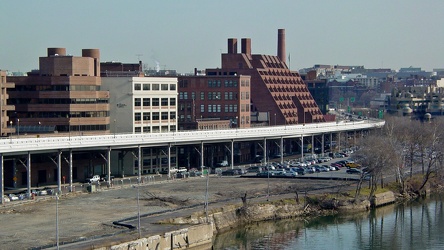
[102,223,213,250]
[371,191,396,208]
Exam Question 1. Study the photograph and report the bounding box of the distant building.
[0,70,15,136]
[177,74,251,130]
[206,29,325,125]
[7,48,109,135]
[101,76,178,133]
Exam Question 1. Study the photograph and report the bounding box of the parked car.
[256,171,275,177]
[8,194,19,201]
[246,166,263,173]
[283,170,298,177]
[346,168,362,174]
[291,167,306,175]
[100,174,115,182]
[86,175,101,183]
[3,195,10,202]
[346,162,361,169]
[221,168,245,176]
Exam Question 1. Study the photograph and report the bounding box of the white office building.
[102,76,178,175]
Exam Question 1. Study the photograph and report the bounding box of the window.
[161,98,168,106]
[200,105,205,112]
[208,105,212,113]
[152,112,159,120]
[200,92,205,100]
[170,111,176,119]
[161,112,168,120]
[135,113,141,121]
[183,92,188,99]
[224,104,228,112]
[152,98,159,106]
[143,98,150,107]
[217,105,221,112]
[179,92,183,99]
[152,84,159,90]
[170,84,176,90]
[143,113,150,121]
[134,84,141,90]
[191,92,195,100]
[135,127,141,133]
[135,98,141,107]
[170,98,176,106]
[161,84,168,90]
[143,84,150,90]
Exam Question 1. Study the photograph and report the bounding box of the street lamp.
[236,116,238,128]
[274,113,276,126]
[9,121,12,143]
[17,118,19,138]
[114,119,116,138]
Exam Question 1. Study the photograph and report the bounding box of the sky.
[1,0,444,74]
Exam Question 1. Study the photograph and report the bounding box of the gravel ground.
[0,175,355,249]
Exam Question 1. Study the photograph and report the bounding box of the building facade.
[0,71,15,137]
[7,48,110,135]
[177,74,251,130]
[101,76,178,175]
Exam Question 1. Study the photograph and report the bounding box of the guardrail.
[0,120,385,155]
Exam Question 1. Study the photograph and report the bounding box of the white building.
[102,76,178,133]
[102,76,178,175]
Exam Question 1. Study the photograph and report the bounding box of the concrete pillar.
[0,153,3,204]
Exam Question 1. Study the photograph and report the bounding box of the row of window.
[134,125,176,133]
[13,111,109,119]
[10,98,108,105]
[199,104,238,113]
[179,91,244,101]
[207,80,239,88]
[134,98,176,107]
[134,112,176,121]
[13,85,101,92]
[134,83,176,91]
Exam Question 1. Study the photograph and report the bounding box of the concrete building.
[206,29,325,125]
[101,76,178,175]
[0,70,15,136]
[7,48,110,135]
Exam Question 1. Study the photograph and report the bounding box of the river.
[213,194,444,250]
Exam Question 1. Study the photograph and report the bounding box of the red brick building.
[206,29,325,125]
[177,74,251,130]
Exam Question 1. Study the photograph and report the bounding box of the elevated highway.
[0,119,384,204]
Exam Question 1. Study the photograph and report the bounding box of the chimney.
[277,29,286,64]
[227,38,238,54]
[241,38,251,56]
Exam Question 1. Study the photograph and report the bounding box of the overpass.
[0,119,384,204]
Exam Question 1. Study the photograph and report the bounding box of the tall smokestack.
[241,38,251,56]
[277,29,286,64]
[228,38,238,54]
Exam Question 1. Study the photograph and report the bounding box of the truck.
[86,175,100,183]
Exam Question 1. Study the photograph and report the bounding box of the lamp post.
[17,118,19,138]
[9,121,12,143]
[236,116,238,128]
[113,119,116,138]
[274,113,276,126]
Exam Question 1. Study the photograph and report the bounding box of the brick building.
[0,70,15,136]
[206,29,325,125]
[177,74,251,130]
[7,48,110,135]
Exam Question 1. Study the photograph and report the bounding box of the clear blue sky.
[1,0,443,73]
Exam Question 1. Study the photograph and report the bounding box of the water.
[214,194,444,250]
